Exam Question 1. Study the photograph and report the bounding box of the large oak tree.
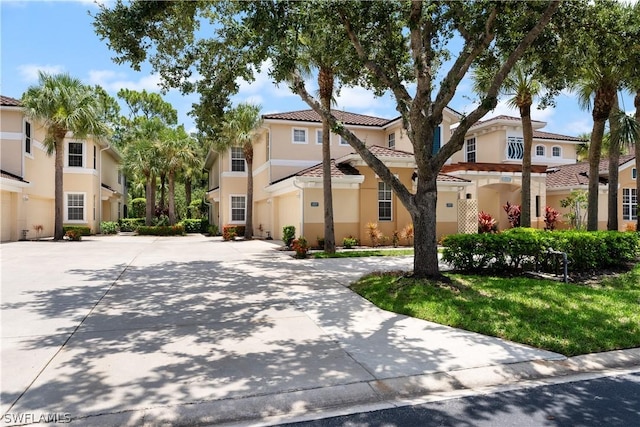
[95,0,562,278]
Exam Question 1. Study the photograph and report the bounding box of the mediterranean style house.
[204,108,637,243]
[1,95,125,242]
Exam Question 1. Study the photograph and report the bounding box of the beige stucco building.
[1,95,125,242]
[204,108,637,243]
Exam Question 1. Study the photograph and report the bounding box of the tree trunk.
[244,146,254,240]
[635,89,640,232]
[520,101,533,228]
[159,172,166,213]
[319,66,336,254]
[145,173,154,226]
[185,177,192,218]
[607,100,621,231]
[587,87,616,231]
[168,170,176,225]
[54,136,65,240]
[412,175,440,278]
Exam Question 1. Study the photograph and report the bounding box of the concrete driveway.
[1,234,564,426]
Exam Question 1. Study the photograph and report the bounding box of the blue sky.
[1,1,635,137]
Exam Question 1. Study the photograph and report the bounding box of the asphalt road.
[280,371,640,427]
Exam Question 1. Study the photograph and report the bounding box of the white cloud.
[18,64,65,82]
[87,69,163,92]
[564,119,593,136]
[334,86,382,110]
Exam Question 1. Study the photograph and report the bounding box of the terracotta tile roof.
[294,160,361,178]
[442,162,548,174]
[362,144,415,158]
[436,173,470,183]
[1,95,21,107]
[546,155,635,188]
[469,115,545,129]
[533,130,586,142]
[263,109,391,127]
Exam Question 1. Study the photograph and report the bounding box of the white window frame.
[388,132,396,149]
[316,129,323,145]
[65,192,86,223]
[230,146,246,172]
[229,195,247,223]
[535,145,545,157]
[66,141,85,168]
[552,146,562,158]
[339,134,349,146]
[378,181,392,221]
[24,119,32,155]
[292,128,308,144]
[465,137,476,163]
[622,188,637,221]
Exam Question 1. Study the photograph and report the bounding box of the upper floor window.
[552,146,561,158]
[378,181,392,221]
[507,136,524,160]
[465,138,476,163]
[118,171,122,184]
[339,135,349,146]
[68,142,83,167]
[292,128,308,144]
[24,121,32,154]
[230,146,246,172]
[316,129,323,145]
[432,126,441,155]
[535,145,545,157]
[93,146,97,169]
[632,168,637,180]
[388,132,395,149]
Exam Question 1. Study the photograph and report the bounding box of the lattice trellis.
[457,199,478,234]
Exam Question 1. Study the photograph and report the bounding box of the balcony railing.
[507,137,524,160]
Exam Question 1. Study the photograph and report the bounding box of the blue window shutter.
[432,126,441,155]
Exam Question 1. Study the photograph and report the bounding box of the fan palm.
[21,72,110,240]
[217,103,263,239]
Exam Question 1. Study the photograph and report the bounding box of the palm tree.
[21,72,110,240]
[217,103,263,240]
[575,64,620,231]
[157,125,198,225]
[502,62,543,228]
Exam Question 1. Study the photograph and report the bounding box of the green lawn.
[350,264,640,356]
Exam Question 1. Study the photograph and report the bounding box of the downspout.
[99,141,111,233]
[202,168,213,226]
[293,178,304,237]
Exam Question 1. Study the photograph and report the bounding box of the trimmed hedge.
[223,225,246,240]
[180,218,210,233]
[442,228,640,273]
[100,221,119,235]
[137,225,185,236]
[119,218,145,232]
[63,225,91,236]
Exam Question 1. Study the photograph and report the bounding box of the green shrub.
[137,225,185,236]
[130,198,146,218]
[100,221,119,235]
[282,225,296,247]
[316,237,325,250]
[63,225,91,236]
[442,229,639,274]
[119,218,145,232]
[180,219,204,233]
[292,236,309,258]
[65,229,82,241]
[199,218,210,233]
[343,236,358,249]
[208,224,219,236]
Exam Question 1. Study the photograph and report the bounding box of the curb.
[66,348,640,427]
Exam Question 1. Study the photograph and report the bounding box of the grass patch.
[313,249,414,258]
[350,264,640,356]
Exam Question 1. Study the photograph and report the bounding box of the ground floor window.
[66,193,85,222]
[231,195,246,222]
[378,181,392,221]
[623,188,637,221]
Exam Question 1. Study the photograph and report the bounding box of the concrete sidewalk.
[1,235,638,426]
